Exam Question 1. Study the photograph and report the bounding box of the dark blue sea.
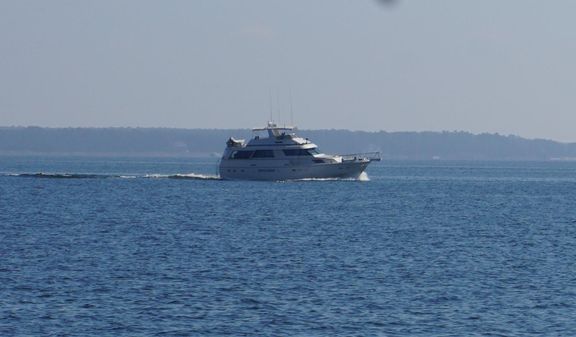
[1,156,575,336]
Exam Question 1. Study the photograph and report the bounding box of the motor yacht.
[219,122,380,180]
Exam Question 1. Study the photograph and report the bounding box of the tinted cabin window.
[230,151,254,159]
[283,149,299,156]
[252,150,275,158]
[283,149,316,156]
[308,148,321,155]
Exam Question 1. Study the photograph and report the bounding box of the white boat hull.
[219,160,370,181]
[218,122,379,181]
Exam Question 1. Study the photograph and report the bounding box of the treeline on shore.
[1,126,575,160]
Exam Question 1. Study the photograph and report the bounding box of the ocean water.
[1,156,576,336]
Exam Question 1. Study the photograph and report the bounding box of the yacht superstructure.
[219,123,380,180]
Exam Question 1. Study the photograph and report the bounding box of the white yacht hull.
[219,122,379,181]
[219,160,370,181]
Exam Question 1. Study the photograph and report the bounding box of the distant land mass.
[1,126,576,160]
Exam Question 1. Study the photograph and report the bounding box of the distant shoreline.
[1,126,575,160]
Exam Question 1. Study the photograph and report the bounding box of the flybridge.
[252,122,297,138]
[252,121,295,131]
[248,122,310,146]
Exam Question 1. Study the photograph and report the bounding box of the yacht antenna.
[276,92,281,126]
[289,88,294,127]
[268,88,273,123]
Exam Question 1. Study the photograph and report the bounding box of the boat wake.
[3,172,221,180]
[145,173,221,180]
[8,173,114,179]
[293,172,370,182]
[4,172,366,181]
[358,172,370,181]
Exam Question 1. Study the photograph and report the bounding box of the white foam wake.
[295,172,370,182]
[144,173,221,180]
[169,173,221,180]
[358,172,370,181]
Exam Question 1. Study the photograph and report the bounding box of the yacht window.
[308,148,321,155]
[252,150,275,158]
[283,149,299,156]
[230,150,254,159]
[283,149,318,156]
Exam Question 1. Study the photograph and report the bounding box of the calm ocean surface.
[1,156,575,336]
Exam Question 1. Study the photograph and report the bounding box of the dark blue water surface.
[1,156,576,336]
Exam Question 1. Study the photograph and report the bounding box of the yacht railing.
[340,152,381,162]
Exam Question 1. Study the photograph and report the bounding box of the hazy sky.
[1,1,576,141]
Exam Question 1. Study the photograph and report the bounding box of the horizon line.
[0,125,572,144]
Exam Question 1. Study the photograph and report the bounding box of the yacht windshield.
[283,148,320,156]
[308,148,321,155]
